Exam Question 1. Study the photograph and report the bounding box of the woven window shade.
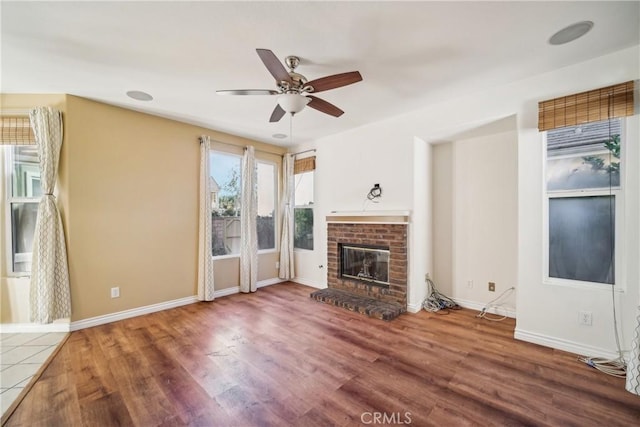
[538,81,635,131]
[294,156,316,174]
[0,115,36,145]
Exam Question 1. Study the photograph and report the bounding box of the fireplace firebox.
[339,243,390,287]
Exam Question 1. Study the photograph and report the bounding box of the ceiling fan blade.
[256,49,292,84]
[216,89,279,95]
[305,71,362,93]
[306,95,344,117]
[269,104,286,122]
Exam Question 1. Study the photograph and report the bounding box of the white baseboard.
[214,286,240,298]
[257,278,285,288]
[292,277,326,289]
[454,298,516,319]
[514,327,621,360]
[214,278,285,298]
[407,302,422,313]
[0,322,71,333]
[69,278,286,332]
[70,296,198,331]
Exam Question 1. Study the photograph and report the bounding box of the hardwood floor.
[4,282,640,426]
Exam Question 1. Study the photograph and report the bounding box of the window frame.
[256,158,278,255]
[293,169,314,252]
[3,146,40,277]
[542,119,626,291]
[210,149,243,259]
[209,149,280,259]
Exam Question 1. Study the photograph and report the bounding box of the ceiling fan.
[217,49,363,122]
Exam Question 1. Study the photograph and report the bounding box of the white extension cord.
[476,287,516,322]
[422,278,460,314]
[577,355,626,378]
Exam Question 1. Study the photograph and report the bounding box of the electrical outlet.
[110,287,120,298]
[488,282,496,292]
[467,280,473,289]
[579,311,593,326]
[275,261,280,269]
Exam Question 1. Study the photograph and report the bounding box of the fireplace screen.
[340,244,390,286]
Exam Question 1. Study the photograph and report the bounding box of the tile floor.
[0,332,67,416]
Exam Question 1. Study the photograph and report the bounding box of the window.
[294,169,314,250]
[545,118,622,285]
[209,151,278,257]
[210,151,242,256]
[257,161,276,251]
[4,145,41,274]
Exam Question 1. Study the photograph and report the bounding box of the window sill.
[258,249,277,255]
[543,277,625,293]
[212,254,239,261]
[212,250,277,261]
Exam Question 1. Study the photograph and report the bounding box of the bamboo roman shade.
[0,115,36,145]
[538,81,635,131]
[294,156,316,174]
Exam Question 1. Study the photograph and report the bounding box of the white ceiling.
[2,1,638,147]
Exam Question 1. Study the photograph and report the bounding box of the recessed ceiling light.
[272,133,288,139]
[549,21,594,45]
[126,90,153,101]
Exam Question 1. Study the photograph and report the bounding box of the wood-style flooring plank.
[5,282,640,426]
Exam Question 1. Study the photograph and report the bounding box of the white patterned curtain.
[240,146,258,292]
[626,306,640,395]
[197,136,215,301]
[279,154,295,279]
[28,107,71,323]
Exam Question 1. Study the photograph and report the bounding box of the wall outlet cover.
[579,311,593,326]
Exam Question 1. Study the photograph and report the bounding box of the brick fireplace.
[311,212,409,320]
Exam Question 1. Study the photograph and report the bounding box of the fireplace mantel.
[326,210,410,224]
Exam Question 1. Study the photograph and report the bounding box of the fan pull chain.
[290,113,293,145]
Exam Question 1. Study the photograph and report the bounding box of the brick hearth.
[311,217,408,320]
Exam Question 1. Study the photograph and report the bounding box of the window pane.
[12,146,41,198]
[11,202,38,273]
[549,196,614,284]
[210,152,242,256]
[294,207,314,250]
[294,171,314,206]
[257,162,275,250]
[547,119,621,191]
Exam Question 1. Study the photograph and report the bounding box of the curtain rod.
[292,148,316,157]
[202,135,316,158]
[202,136,284,157]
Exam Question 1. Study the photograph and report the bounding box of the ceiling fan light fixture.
[277,93,310,114]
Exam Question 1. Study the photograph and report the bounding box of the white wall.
[432,143,453,296]
[409,138,431,312]
[294,45,639,358]
[516,113,639,358]
[451,130,518,313]
[292,128,416,290]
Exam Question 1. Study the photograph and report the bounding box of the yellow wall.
[1,94,285,323]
